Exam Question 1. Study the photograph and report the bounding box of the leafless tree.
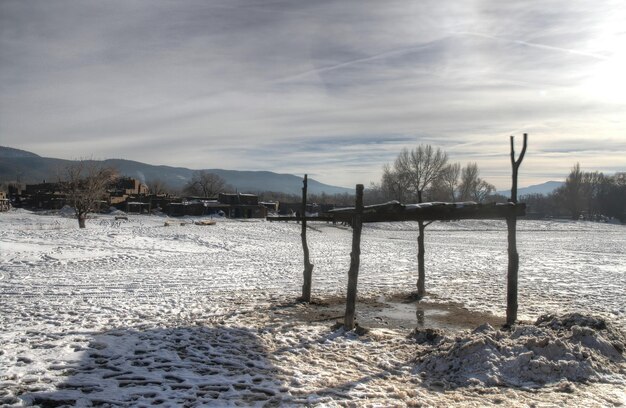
[62,161,118,228]
[430,162,461,202]
[408,145,449,202]
[382,145,448,202]
[147,178,169,195]
[581,171,604,218]
[183,171,227,198]
[555,163,583,219]
[380,145,448,297]
[458,162,495,202]
[381,163,409,203]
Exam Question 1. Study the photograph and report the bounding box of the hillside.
[499,181,564,197]
[0,146,351,195]
[0,146,41,159]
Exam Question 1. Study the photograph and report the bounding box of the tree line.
[146,146,499,208]
[522,163,626,222]
[365,145,497,205]
[9,149,621,228]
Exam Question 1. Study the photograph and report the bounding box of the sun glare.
[584,51,626,103]
[582,13,626,104]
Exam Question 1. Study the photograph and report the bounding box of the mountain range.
[1,146,565,197]
[498,181,564,197]
[0,146,352,196]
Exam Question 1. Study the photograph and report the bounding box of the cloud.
[1,0,624,189]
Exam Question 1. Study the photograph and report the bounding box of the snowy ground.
[1,209,625,407]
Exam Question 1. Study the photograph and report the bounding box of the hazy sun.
[582,18,626,104]
[585,52,626,103]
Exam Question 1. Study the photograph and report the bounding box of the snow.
[1,209,625,406]
[413,314,626,388]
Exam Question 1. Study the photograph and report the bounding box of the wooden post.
[344,184,364,330]
[506,133,527,326]
[416,190,426,297]
[416,222,426,297]
[300,174,314,302]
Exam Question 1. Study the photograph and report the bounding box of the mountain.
[499,181,564,197]
[0,146,41,159]
[0,146,352,196]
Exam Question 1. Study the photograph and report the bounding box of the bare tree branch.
[183,171,228,197]
[62,161,118,228]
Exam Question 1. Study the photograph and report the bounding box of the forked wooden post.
[344,184,364,330]
[300,174,314,302]
[506,133,527,326]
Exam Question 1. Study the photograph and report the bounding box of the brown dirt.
[269,293,506,332]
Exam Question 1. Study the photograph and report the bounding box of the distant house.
[218,193,258,206]
[260,201,279,213]
[278,202,301,216]
[125,201,151,214]
[16,177,149,212]
[278,202,334,216]
[217,193,266,218]
[22,182,67,210]
[165,193,267,218]
[0,191,10,212]
[165,201,202,217]
[109,178,148,205]
[14,178,269,219]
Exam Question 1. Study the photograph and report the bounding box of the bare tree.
[430,162,461,202]
[381,163,409,203]
[381,145,448,297]
[582,171,604,219]
[458,162,495,202]
[183,171,227,197]
[408,145,449,202]
[555,163,583,219]
[62,161,118,228]
[408,145,448,297]
[475,179,496,202]
[381,146,449,201]
[147,178,169,195]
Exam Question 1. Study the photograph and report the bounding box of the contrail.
[275,39,444,83]
[274,29,608,85]
[456,31,609,60]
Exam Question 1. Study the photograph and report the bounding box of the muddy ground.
[269,293,507,332]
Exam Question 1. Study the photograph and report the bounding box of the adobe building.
[0,191,10,212]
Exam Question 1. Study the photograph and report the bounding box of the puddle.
[288,295,505,332]
[367,298,505,331]
[361,301,484,331]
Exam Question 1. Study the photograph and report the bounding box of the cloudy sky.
[1,0,624,190]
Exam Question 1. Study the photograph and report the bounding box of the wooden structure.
[270,136,528,330]
[267,201,524,223]
[345,184,364,329]
[300,175,314,302]
[506,133,527,326]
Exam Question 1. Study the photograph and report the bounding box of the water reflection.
[416,308,425,326]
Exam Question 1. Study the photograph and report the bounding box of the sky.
[1,0,625,190]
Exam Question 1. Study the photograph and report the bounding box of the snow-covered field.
[1,209,625,407]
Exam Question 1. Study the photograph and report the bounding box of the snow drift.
[412,313,626,388]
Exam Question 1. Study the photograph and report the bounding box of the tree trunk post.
[300,174,314,302]
[506,133,527,326]
[78,215,86,229]
[416,189,426,297]
[344,184,364,330]
[417,222,426,297]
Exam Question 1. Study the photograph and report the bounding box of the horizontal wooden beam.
[266,215,334,222]
[267,202,526,223]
